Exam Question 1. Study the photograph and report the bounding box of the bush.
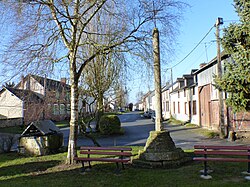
[0,134,17,153]
[99,115,121,135]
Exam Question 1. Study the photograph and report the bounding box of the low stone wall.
[0,118,23,128]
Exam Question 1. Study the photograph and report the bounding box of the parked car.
[151,111,164,122]
[143,110,155,119]
[143,111,150,118]
[151,111,156,122]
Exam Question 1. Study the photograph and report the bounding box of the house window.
[67,104,70,114]
[163,102,166,112]
[185,102,187,114]
[193,87,195,95]
[173,102,175,114]
[55,91,60,99]
[53,104,59,115]
[166,101,169,112]
[60,104,65,115]
[178,91,180,98]
[184,89,186,97]
[66,92,70,102]
[193,100,197,115]
[178,102,180,113]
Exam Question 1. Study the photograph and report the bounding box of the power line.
[171,25,215,68]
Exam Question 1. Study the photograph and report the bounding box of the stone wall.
[0,118,23,128]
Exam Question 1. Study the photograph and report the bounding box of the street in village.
[61,112,248,150]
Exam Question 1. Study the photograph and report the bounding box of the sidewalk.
[165,123,250,150]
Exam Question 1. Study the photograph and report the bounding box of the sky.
[127,0,240,104]
[0,0,240,104]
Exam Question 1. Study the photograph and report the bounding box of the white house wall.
[151,94,156,111]
[162,89,171,119]
[189,87,199,125]
[0,90,23,119]
[197,60,228,101]
[16,76,45,96]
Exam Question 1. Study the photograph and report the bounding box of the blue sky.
[127,0,240,103]
[0,0,240,104]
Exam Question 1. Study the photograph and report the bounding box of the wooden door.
[199,84,211,128]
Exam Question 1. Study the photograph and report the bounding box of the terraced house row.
[140,53,250,133]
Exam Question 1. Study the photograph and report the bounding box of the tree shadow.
[0,152,22,163]
[167,127,200,133]
[0,162,130,186]
[0,160,60,177]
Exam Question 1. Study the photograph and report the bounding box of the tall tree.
[80,5,124,130]
[215,0,250,112]
[1,0,187,164]
[81,52,123,130]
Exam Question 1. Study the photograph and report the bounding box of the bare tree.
[1,0,187,164]
[79,5,125,130]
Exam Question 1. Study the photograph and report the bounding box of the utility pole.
[153,28,163,131]
[216,17,225,138]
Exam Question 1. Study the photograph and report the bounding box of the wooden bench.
[193,145,250,179]
[74,146,132,174]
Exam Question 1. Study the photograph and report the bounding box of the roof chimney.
[61,78,67,84]
[199,63,207,69]
[21,75,25,90]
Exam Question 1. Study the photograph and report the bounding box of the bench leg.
[80,162,86,174]
[248,158,250,174]
[114,162,121,174]
[88,161,92,170]
[242,162,250,175]
[204,160,208,176]
[200,161,212,179]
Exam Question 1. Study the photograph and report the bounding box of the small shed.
[19,120,63,156]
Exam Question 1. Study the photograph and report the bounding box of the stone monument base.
[132,130,191,168]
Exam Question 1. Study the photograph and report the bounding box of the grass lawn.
[54,120,70,128]
[0,146,249,187]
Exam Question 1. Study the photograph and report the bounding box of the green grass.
[204,131,220,138]
[54,120,70,129]
[185,123,198,128]
[166,117,185,125]
[1,146,249,187]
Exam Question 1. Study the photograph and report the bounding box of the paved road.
[61,112,248,149]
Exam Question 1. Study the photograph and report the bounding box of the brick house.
[0,74,71,126]
[195,54,250,131]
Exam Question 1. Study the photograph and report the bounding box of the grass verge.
[1,146,250,187]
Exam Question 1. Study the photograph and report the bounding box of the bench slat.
[74,157,130,163]
[194,145,250,150]
[80,146,132,151]
[194,150,250,156]
[193,157,250,162]
[79,151,132,156]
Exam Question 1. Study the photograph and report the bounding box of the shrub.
[99,115,121,135]
[0,134,17,153]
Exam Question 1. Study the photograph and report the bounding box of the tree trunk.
[66,55,79,164]
[95,92,104,131]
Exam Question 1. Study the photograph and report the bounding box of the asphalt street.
[61,112,248,149]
